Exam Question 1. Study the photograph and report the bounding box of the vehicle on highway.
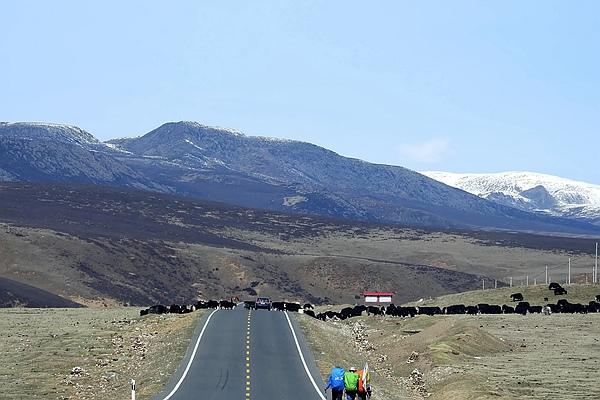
[255,297,272,310]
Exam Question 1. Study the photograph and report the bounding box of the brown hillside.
[0,182,597,306]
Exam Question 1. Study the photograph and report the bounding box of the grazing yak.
[206,300,220,309]
[478,304,502,314]
[366,305,384,316]
[557,299,587,313]
[219,300,236,310]
[284,302,302,312]
[502,305,515,314]
[554,287,568,296]
[140,304,168,316]
[149,304,168,314]
[444,304,467,315]
[466,305,479,315]
[318,310,342,320]
[340,306,364,319]
[515,301,530,315]
[383,305,416,317]
[548,282,562,290]
[588,301,600,313]
[546,303,561,313]
[510,293,524,302]
[528,305,542,314]
[417,306,443,316]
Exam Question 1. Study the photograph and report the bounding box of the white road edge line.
[284,311,327,400]
[161,309,218,400]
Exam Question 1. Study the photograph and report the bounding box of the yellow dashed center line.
[245,310,252,400]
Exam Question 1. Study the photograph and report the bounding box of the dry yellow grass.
[0,308,202,399]
[404,283,600,308]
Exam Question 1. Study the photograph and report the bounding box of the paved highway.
[154,307,326,400]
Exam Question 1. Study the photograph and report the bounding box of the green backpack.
[344,371,359,392]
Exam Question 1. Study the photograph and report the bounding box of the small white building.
[363,291,394,304]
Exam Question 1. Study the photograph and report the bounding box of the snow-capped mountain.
[106,122,599,234]
[423,171,600,225]
[1,120,598,234]
[0,122,161,190]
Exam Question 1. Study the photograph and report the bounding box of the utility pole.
[568,258,571,285]
[482,279,485,290]
[545,266,548,285]
[526,276,529,286]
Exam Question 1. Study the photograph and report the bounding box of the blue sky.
[1,1,599,183]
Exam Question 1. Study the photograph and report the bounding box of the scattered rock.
[409,368,429,397]
[407,351,419,364]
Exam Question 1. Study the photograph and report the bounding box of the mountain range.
[423,171,600,226]
[1,121,598,235]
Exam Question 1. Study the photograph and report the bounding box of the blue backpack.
[329,367,345,391]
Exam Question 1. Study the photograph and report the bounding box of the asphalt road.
[154,307,326,400]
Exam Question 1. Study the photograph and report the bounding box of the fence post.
[131,379,136,400]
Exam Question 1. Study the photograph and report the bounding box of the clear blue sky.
[1,1,599,183]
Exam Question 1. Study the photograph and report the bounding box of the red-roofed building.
[363,291,394,304]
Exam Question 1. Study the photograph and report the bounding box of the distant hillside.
[0,182,500,306]
[0,276,82,308]
[424,171,600,226]
[1,182,597,306]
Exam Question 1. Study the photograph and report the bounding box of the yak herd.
[307,284,600,322]
[139,283,600,320]
[139,299,236,316]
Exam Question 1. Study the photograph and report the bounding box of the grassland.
[299,286,600,400]
[404,283,600,307]
[0,308,201,400]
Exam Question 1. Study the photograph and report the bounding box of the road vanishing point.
[154,307,326,400]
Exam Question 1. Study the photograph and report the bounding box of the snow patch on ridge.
[423,171,600,221]
[282,196,308,206]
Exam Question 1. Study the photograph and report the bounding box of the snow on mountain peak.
[171,121,245,137]
[0,122,100,146]
[423,171,600,222]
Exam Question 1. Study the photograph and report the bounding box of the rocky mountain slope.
[1,121,598,234]
[107,121,599,234]
[0,122,162,190]
[423,171,600,226]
